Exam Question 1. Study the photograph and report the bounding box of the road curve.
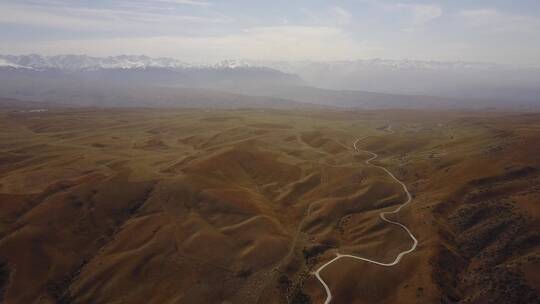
[313,126,418,304]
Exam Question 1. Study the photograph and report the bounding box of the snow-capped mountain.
[247,59,540,102]
[0,54,256,71]
[2,54,539,108]
[0,54,302,88]
[0,54,304,108]
[0,58,26,69]
[0,54,522,73]
[252,59,508,75]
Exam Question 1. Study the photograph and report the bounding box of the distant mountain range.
[1,54,539,110]
[0,54,258,71]
[1,54,523,72]
[256,59,509,73]
[0,54,306,108]
[253,59,540,103]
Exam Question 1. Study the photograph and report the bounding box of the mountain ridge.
[4,54,536,72]
[0,54,260,71]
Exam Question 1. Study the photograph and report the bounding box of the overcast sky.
[0,0,539,64]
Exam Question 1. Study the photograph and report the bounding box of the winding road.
[313,126,419,304]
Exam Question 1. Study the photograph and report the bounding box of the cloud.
[301,6,352,27]
[1,26,382,61]
[0,3,228,32]
[459,9,540,33]
[329,6,352,26]
[158,0,211,6]
[396,4,442,26]
[2,1,537,65]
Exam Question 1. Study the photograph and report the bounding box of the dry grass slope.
[0,107,538,303]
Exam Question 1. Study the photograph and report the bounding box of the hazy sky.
[1,0,539,64]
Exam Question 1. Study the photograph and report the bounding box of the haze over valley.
[2,54,540,110]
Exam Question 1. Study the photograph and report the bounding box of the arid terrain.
[0,105,539,303]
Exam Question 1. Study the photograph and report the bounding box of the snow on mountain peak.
[2,55,527,75]
[0,55,260,71]
[0,54,191,71]
[214,59,252,69]
[0,58,25,69]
